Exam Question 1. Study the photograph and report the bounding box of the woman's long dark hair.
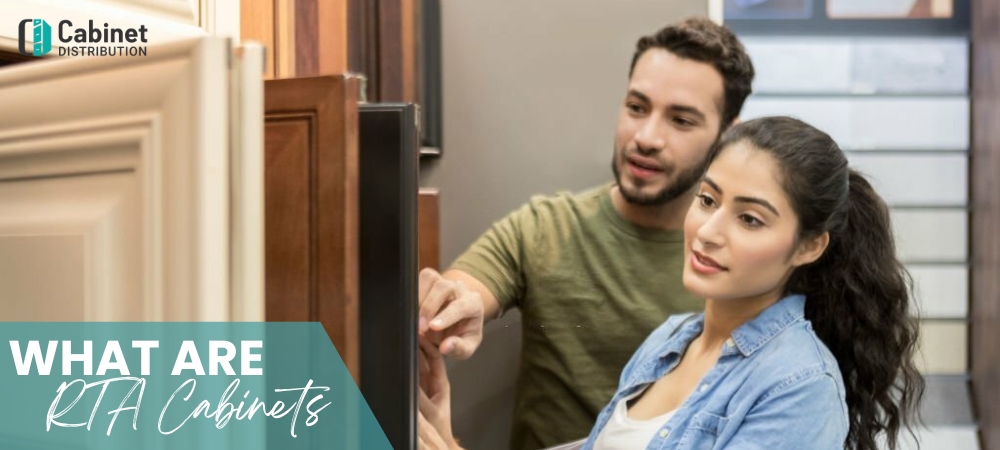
[714,117,924,450]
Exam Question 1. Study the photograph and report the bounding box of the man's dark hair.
[629,18,755,129]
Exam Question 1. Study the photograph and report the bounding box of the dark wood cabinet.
[358,103,420,450]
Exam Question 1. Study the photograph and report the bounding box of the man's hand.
[418,268,486,359]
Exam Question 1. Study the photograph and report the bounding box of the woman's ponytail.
[791,170,923,450]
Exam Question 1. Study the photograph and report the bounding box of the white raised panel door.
[0,37,263,322]
[0,0,239,53]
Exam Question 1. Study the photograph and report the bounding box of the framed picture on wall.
[348,0,443,156]
[724,0,812,20]
[417,0,442,154]
[827,0,955,18]
[724,0,968,35]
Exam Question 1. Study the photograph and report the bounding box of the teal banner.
[0,323,393,450]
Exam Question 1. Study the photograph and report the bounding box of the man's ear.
[792,231,830,267]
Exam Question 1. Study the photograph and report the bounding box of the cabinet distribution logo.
[18,19,149,57]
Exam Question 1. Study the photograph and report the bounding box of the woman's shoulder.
[746,320,845,394]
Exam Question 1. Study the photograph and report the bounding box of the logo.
[17,19,149,58]
[18,19,52,56]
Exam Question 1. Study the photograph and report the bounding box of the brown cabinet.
[264,75,361,380]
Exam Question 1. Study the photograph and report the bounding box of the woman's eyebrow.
[703,177,780,217]
[734,196,780,217]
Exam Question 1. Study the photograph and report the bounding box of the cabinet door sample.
[0,37,264,322]
[264,75,362,378]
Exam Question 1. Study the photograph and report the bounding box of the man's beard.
[611,148,712,206]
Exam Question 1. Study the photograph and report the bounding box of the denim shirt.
[581,294,849,450]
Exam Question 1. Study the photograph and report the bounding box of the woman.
[419,116,924,450]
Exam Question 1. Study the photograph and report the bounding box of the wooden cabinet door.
[0,37,264,322]
[263,75,361,379]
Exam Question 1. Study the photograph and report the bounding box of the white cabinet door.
[0,0,239,53]
[0,37,263,322]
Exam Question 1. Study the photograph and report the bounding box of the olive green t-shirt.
[451,184,702,450]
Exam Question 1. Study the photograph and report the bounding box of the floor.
[897,375,979,450]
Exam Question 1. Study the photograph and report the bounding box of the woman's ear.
[792,231,830,267]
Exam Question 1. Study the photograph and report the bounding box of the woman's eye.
[627,103,644,113]
[697,194,715,207]
[739,214,764,228]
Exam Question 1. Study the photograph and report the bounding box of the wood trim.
[347,0,365,73]
[275,0,296,77]
[264,75,361,381]
[401,0,416,102]
[240,0,276,78]
[971,0,1000,447]
[377,0,403,101]
[418,188,440,270]
[318,0,349,75]
[347,0,378,98]
[294,0,319,75]
[375,0,417,102]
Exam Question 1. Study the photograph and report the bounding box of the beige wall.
[420,1,709,448]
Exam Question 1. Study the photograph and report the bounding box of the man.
[418,17,755,449]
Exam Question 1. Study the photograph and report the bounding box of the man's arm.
[442,269,501,321]
[418,201,534,359]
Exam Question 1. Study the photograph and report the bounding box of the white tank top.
[592,386,676,450]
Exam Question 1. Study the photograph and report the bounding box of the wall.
[420,1,710,448]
